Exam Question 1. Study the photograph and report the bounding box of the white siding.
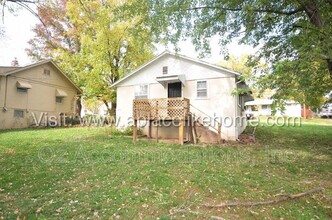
[116,54,243,140]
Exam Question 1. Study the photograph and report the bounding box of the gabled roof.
[0,60,82,94]
[111,51,241,88]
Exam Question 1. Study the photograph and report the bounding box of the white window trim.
[162,66,168,75]
[196,80,208,99]
[135,84,149,99]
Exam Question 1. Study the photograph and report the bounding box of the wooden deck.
[132,98,190,145]
[133,98,190,120]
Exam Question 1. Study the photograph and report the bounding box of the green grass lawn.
[0,125,331,219]
[255,115,332,126]
[302,117,332,125]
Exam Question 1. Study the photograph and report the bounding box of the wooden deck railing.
[133,98,190,120]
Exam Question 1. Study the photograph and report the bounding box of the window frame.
[134,84,149,99]
[44,69,51,76]
[16,87,28,94]
[14,109,24,118]
[56,97,63,104]
[162,66,168,75]
[262,105,268,110]
[196,80,208,98]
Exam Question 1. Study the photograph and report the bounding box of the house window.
[135,85,148,99]
[16,81,32,92]
[16,88,28,93]
[262,105,268,110]
[162,66,168,75]
[197,81,207,98]
[44,69,51,76]
[252,105,258,111]
[14,109,24,118]
[56,97,63,103]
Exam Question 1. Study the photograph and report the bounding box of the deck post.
[179,120,184,145]
[156,120,159,143]
[133,119,137,144]
[148,120,152,138]
[191,114,197,144]
[217,123,222,144]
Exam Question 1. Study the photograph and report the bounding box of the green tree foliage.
[218,55,271,98]
[127,0,332,107]
[218,55,253,81]
[258,59,330,108]
[27,0,154,114]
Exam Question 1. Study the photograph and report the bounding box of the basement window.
[14,109,24,118]
[135,84,148,99]
[197,81,207,98]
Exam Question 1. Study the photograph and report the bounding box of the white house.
[111,51,252,143]
[245,99,302,117]
[80,100,112,117]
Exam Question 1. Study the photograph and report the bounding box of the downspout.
[3,75,8,111]
[235,78,240,141]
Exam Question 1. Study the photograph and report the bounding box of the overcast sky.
[0,6,255,67]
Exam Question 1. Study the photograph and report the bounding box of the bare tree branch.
[203,187,325,208]
[187,5,305,16]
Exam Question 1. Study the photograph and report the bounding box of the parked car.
[319,103,332,118]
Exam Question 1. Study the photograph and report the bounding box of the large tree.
[27,0,154,114]
[126,0,332,105]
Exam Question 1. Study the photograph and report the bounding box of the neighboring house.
[81,100,112,117]
[111,51,252,142]
[0,60,82,129]
[245,99,301,117]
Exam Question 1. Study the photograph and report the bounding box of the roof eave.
[3,60,82,94]
[111,50,241,88]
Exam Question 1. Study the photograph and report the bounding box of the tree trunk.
[302,2,324,28]
[303,103,307,119]
[103,100,111,115]
[328,59,332,77]
[110,101,116,116]
[102,100,116,117]
[76,98,82,116]
[302,2,332,77]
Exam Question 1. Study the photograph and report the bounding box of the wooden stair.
[190,113,222,144]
